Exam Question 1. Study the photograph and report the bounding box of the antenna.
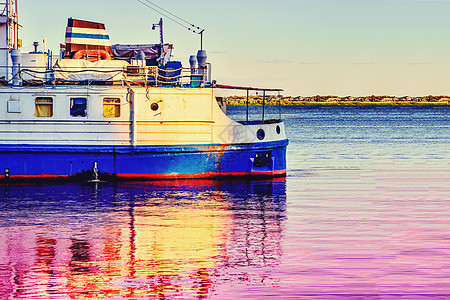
[199,29,204,50]
[137,0,205,48]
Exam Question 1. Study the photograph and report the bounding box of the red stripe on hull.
[1,170,286,182]
[113,170,287,179]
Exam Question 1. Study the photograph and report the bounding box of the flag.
[64,18,113,59]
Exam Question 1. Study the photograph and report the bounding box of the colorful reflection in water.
[2,106,449,298]
[0,179,286,299]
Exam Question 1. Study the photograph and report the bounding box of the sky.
[16,0,450,96]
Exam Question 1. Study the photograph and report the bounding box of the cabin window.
[103,98,121,117]
[35,97,53,117]
[70,98,87,117]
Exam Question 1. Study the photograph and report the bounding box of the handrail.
[212,84,283,92]
[212,84,283,125]
[1,64,211,87]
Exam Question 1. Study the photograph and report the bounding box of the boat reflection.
[0,178,286,299]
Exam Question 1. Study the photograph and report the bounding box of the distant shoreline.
[224,96,450,106]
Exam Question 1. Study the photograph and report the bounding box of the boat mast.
[0,0,20,81]
[152,18,164,66]
[199,29,204,50]
[5,0,19,49]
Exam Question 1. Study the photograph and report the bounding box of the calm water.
[1,105,449,299]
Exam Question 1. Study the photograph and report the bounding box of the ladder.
[0,0,19,50]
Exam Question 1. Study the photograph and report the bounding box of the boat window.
[103,98,121,117]
[70,98,87,117]
[35,97,53,117]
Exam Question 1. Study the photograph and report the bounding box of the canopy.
[111,44,172,60]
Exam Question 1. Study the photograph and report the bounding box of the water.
[1,105,449,299]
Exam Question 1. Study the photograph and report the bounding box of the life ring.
[73,49,112,61]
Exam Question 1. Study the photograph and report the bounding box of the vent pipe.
[196,50,207,85]
[33,41,39,53]
[11,49,22,87]
[189,55,197,75]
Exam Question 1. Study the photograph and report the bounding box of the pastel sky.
[18,0,450,96]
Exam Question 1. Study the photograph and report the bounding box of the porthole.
[151,102,159,111]
[257,129,265,140]
[276,125,281,134]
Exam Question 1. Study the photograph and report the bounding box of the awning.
[111,44,173,60]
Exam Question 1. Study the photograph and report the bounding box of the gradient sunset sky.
[18,0,450,96]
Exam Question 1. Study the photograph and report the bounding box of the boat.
[0,1,288,182]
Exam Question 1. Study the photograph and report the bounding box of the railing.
[212,84,284,124]
[122,65,210,87]
[4,64,213,88]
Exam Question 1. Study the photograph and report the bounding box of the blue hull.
[0,140,288,181]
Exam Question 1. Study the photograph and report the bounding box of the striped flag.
[64,18,113,59]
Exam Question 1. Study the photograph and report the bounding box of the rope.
[140,0,195,28]
[135,0,204,34]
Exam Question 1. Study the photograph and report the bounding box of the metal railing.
[4,64,212,88]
